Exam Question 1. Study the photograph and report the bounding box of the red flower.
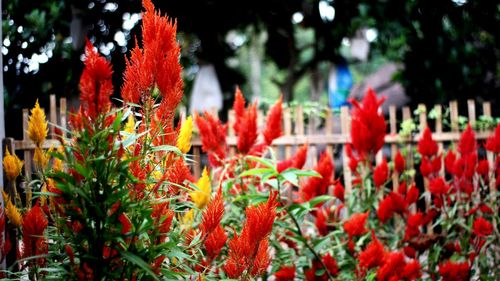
[122,0,183,115]
[458,124,476,156]
[394,150,405,174]
[275,265,295,281]
[201,188,224,235]
[389,191,407,214]
[195,112,227,167]
[349,88,386,159]
[429,177,449,197]
[373,158,389,188]
[402,260,422,281]
[118,213,133,234]
[358,231,386,270]
[79,40,113,119]
[405,184,419,205]
[237,102,258,154]
[445,150,456,174]
[232,86,246,135]
[485,123,500,153]
[404,212,424,240]
[476,159,489,176]
[418,127,438,157]
[315,209,328,236]
[438,261,470,281]
[300,151,334,202]
[333,182,345,202]
[322,253,339,277]
[376,251,406,281]
[419,156,433,177]
[22,205,48,264]
[278,144,308,172]
[263,96,283,145]
[377,196,394,223]
[223,193,277,279]
[473,217,493,237]
[204,225,227,260]
[343,212,369,238]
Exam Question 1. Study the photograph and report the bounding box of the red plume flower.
[200,188,224,236]
[458,124,476,156]
[418,127,438,157]
[402,260,422,281]
[195,112,227,167]
[473,217,493,237]
[349,88,386,159]
[237,102,258,154]
[277,144,308,172]
[376,251,406,281]
[300,151,334,202]
[79,40,113,119]
[22,205,48,264]
[438,260,470,281]
[404,212,424,240]
[232,86,246,135]
[204,225,227,261]
[377,196,394,223]
[343,212,369,238]
[373,158,389,188]
[275,265,296,281]
[122,0,183,114]
[394,150,405,174]
[263,96,283,145]
[445,150,456,174]
[333,182,345,202]
[485,123,500,153]
[358,231,386,270]
[429,177,449,197]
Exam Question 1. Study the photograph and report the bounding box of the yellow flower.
[34,146,52,170]
[181,209,195,229]
[176,116,193,154]
[189,167,211,209]
[52,146,65,172]
[2,191,23,227]
[3,148,23,181]
[27,100,48,146]
[124,114,135,134]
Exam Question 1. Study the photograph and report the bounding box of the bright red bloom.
[485,123,500,153]
[232,86,246,135]
[204,225,227,260]
[200,188,224,235]
[349,88,386,159]
[223,193,277,279]
[473,217,493,237]
[405,184,419,205]
[377,196,394,223]
[79,40,113,119]
[263,96,283,145]
[419,156,433,177]
[118,213,133,234]
[315,209,328,236]
[300,151,334,202]
[343,212,369,238]
[429,177,449,197]
[394,150,405,174]
[322,253,339,277]
[439,261,470,281]
[458,124,476,156]
[22,205,48,263]
[333,182,345,202]
[376,251,406,281]
[122,0,183,114]
[195,112,227,167]
[418,127,438,157]
[237,103,258,154]
[373,158,389,188]
[275,265,295,281]
[278,144,308,172]
[151,202,173,234]
[358,231,386,270]
[476,159,489,176]
[445,150,456,174]
[402,260,422,281]
[404,212,424,240]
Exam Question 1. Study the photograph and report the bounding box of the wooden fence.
[2,95,497,210]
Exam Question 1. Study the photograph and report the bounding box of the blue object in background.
[328,62,353,108]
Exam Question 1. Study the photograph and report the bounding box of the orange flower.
[79,40,113,119]
[232,86,246,135]
[195,112,227,167]
[3,148,23,181]
[263,96,283,145]
[200,188,224,236]
[122,0,183,116]
[237,102,258,154]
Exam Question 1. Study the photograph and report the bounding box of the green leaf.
[120,251,159,281]
[245,155,276,170]
[151,145,183,156]
[239,168,274,177]
[308,195,334,207]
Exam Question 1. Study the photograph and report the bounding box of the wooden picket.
[2,94,498,221]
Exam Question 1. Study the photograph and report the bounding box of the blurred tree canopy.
[2,0,500,137]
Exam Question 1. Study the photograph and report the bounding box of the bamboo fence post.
[227,110,236,157]
[389,105,399,191]
[60,97,67,136]
[283,107,292,159]
[49,94,56,139]
[434,105,445,177]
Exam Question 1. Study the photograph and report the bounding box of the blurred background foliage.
[2,0,500,138]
